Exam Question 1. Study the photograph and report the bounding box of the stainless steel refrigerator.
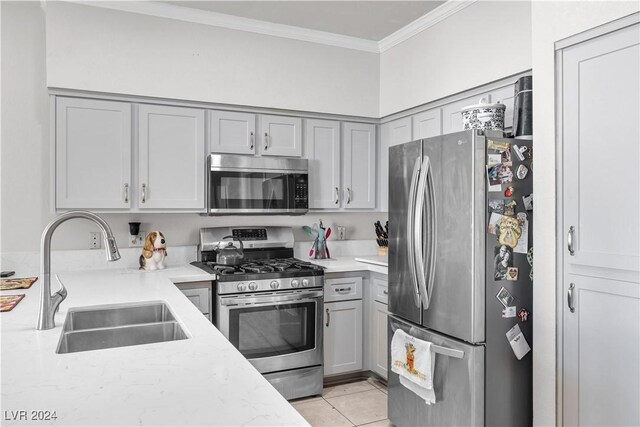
[388,130,533,426]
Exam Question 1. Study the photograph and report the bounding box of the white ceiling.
[162,1,446,41]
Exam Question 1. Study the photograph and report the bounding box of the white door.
[208,110,256,155]
[305,119,341,209]
[379,117,412,212]
[56,97,131,209]
[259,115,302,157]
[412,109,442,139]
[372,300,389,380]
[324,299,363,376]
[138,104,205,210]
[560,21,640,427]
[342,122,376,209]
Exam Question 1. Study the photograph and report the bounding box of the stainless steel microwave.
[206,154,309,215]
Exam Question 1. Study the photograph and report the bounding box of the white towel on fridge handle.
[391,328,436,404]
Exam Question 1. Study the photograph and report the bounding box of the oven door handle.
[219,290,323,306]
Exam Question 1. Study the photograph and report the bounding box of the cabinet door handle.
[335,187,339,205]
[335,287,352,293]
[250,132,254,150]
[141,183,147,204]
[325,308,330,327]
[383,290,388,295]
[567,226,575,256]
[123,183,129,203]
[346,188,352,204]
[264,132,269,151]
[568,283,575,313]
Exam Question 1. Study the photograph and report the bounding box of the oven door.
[217,290,323,373]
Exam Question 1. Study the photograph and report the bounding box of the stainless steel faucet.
[37,210,121,330]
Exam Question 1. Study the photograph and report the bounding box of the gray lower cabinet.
[175,281,212,321]
[372,301,389,379]
[324,299,363,376]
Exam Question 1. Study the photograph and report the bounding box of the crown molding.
[61,0,478,54]
[378,0,478,52]
[62,0,380,53]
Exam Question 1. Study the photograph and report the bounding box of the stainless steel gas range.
[192,226,324,400]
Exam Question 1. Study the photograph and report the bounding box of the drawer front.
[373,276,389,305]
[324,277,363,302]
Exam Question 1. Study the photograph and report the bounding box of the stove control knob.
[248,282,258,291]
[291,279,300,288]
[302,278,310,287]
[237,283,246,292]
[270,280,279,289]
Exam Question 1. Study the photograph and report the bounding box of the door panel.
[56,97,131,209]
[388,140,422,325]
[561,21,640,426]
[305,119,340,209]
[138,104,205,210]
[342,122,376,209]
[380,117,413,212]
[208,110,256,155]
[259,115,302,157]
[412,109,442,139]
[422,131,486,343]
[388,315,484,427]
[324,300,363,375]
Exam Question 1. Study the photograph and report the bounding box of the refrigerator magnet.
[504,186,515,197]
[516,164,529,180]
[501,306,517,318]
[488,199,504,214]
[487,139,510,152]
[518,307,530,323]
[513,220,529,254]
[506,324,531,360]
[494,246,514,281]
[517,212,528,226]
[498,217,522,249]
[506,267,519,281]
[504,200,517,216]
[501,149,512,166]
[527,248,534,281]
[488,213,505,235]
[496,286,515,307]
[512,144,528,161]
[522,193,533,211]
[487,153,502,166]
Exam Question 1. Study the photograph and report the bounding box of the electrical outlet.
[89,232,101,249]
[337,226,347,240]
[129,232,144,248]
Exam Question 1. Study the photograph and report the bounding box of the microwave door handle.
[414,156,429,309]
[407,157,421,308]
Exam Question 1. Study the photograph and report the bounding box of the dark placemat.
[0,277,38,291]
[0,294,25,312]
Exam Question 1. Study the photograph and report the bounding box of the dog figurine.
[139,231,167,271]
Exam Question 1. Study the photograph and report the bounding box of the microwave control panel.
[293,175,308,209]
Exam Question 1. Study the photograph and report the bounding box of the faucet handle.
[52,274,68,313]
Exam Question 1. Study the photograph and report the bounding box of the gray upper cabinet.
[259,114,302,157]
[412,109,442,139]
[56,97,132,209]
[137,104,205,210]
[379,117,413,212]
[342,122,376,209]
[305,119,341,209]
[208,110,256,155]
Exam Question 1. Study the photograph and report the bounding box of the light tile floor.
[291,379,391,427]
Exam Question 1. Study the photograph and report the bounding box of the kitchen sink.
[56,302,188,354]
[62,301,177,332]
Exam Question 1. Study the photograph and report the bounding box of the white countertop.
[0,265,309,427]
[310,256,388,275]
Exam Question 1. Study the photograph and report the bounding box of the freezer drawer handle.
[568,283,575,313]
[432,344,464,359]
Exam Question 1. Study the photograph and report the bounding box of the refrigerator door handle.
[425,156,437,307]
[407,157,422,307]
[414,156,430,308]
